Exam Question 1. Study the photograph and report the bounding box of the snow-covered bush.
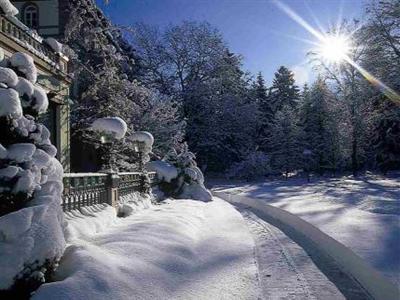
[0,51,65,297]
[226,151,271,181]
[128,131,154,166]
[91,117,127,140]
[147,143,212,202]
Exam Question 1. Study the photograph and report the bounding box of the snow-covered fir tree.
[0,50,65,298]
[252,72,274,152]
[299,78,343,174]
[269,105,302,178]
[269,66,300,112]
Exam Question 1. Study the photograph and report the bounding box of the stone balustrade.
[62,171,157,212]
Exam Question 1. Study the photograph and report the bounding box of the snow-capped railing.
[0,14,68,73]
[62,171,157,212]
[62,173,108,211]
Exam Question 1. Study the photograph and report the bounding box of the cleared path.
[238,207,370,299]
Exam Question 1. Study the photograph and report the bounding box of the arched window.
[23,4,38,29]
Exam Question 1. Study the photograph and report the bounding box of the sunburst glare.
[272,0,400,104]
[319,35,350,63]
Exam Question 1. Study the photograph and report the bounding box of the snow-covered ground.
[33,199,260,300]
[211,175,400,287]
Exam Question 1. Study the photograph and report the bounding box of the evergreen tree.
[252,72,274,151]
[269,105,302,178]
[300,78,342,174]
[269,66,300,112]
[0,51,65,296]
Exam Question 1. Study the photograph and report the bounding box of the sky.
[96,0,366,86]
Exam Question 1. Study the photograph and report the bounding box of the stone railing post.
[106,172,120,209]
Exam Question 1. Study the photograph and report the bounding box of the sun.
[319,35,350,63]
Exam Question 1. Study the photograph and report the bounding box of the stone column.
[106,172,120,209]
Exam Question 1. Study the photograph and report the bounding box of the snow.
[0,202,65,290]
[9,52,37,83]
[44,38,63,54]
[215,191,398,300]
[0,67,18,87]
[15,77,34,97]
[7,143,36,163]
[178,183,212,202]
[32,86,49,114]
[118,191,152,217]
[64,204,118,241]
[0,0,18,17]
[129,131,154,149]
[0,54,66,292]
[91,117,127,140]
[0,143,6,159]
[0,166,19,178]
[33,198,260,300]
[212,176,400,287]
[0,88,22,117]
[146,160,178,183]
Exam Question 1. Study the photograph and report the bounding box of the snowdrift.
[33,198,260,300]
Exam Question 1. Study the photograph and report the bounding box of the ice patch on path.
[33,198,260,300]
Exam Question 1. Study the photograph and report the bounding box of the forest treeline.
[65,0,399,178]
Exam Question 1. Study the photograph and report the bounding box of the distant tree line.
[65,0,399,178]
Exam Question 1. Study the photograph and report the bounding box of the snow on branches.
[0,51,65,297]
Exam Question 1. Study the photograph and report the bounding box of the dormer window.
[23,4,38,29]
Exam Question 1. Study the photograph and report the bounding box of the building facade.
[10,0,68,38]
[1,4,71,170]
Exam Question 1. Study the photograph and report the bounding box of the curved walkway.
[239,207,368,299]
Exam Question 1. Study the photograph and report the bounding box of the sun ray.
[272,0,400,105]
[344,57,400,104]
[272,0,324,41]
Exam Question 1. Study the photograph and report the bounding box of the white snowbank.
[91,117,127,140]
[0,0,18,17]
[214,191,399,300]
[10,52,37,83]
[118,191,152,217]
[34,198,260,300]
[0,67,18,87]
[64,204,118,241]
[44,38,63,54]
[0,88,22,117]
[178,183,212,202]
[146,160,178,183]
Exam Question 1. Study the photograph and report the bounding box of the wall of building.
[11,0,60,37]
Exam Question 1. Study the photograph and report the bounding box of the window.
[23,4,38,29]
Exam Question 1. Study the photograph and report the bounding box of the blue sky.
[96,0,366,85]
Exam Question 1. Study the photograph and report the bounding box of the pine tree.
[300,78,342,175]
[0,51,65,296]
[269,105,302,178]
[253,72,274,151]
[269,66,300,112]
